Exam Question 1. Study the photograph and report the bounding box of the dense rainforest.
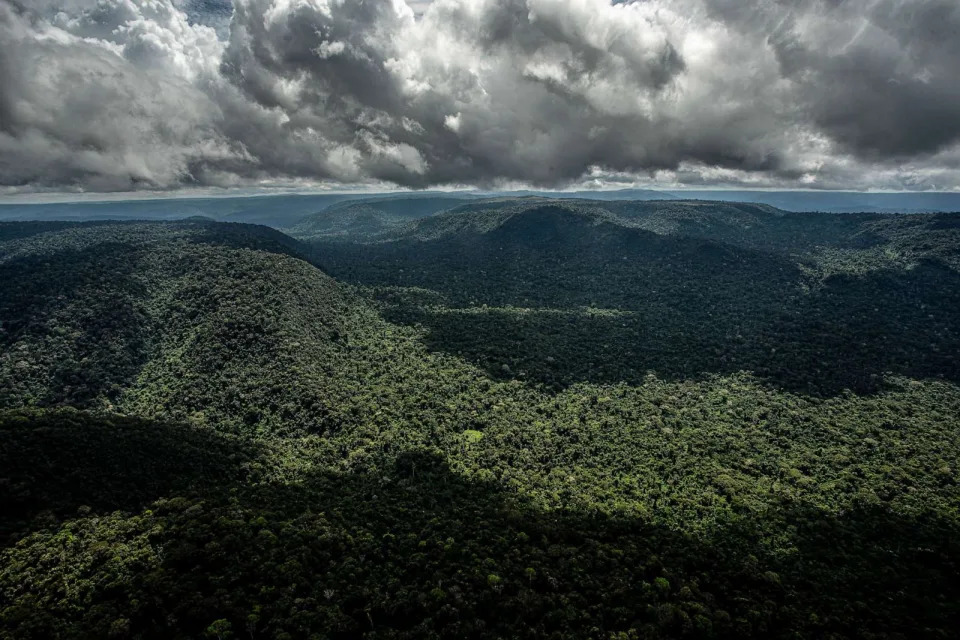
[1,200,959,639]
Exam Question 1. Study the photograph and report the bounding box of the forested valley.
[1,198,959,639]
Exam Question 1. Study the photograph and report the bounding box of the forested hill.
[308,196,960,262]
[2,216,960,639]
[302,200,960,395]
[0,219,397,433]
[288,196,469,241]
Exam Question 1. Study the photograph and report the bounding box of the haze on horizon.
[2,0,960,196]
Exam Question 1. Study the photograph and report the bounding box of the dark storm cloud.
[2,0,960,193]
[758,0,960,158]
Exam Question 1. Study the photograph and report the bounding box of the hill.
[342,196,925,256]
[289,196,470,240]
[302,199,960,395]
[0,219,425,435]
[1,216,960,638]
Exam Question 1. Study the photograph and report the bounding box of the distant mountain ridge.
[329,197,959,266]
[290,196,473,240]
[5,189,960,231]
[302,197,960,396]
[0,194,359,227]
[670,190,960,213]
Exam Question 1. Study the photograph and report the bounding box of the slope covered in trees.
[305,200,960,395]
[288,196,474,240]
[1,212,959,639]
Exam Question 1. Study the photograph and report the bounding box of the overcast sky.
[2,0,960,195]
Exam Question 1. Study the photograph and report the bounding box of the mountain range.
[4,190,960,229]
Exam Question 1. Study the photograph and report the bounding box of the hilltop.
[289,196,470,241]
[0,219,414,435]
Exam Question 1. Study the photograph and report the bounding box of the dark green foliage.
[289,196,467,241]
[1,209,959,639]
[0,221,307,411]
[0,240,154,407]
[307,200,960,394]
[4,447,958,640]
[0,408,263,544]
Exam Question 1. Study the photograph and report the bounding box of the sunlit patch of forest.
[1,201,958,639]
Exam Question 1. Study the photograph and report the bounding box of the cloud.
[2,0,960,193]
[0,0,247,190]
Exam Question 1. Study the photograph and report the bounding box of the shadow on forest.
[5,447,958,639]
[382,259,960,396]
[0,243,157,407]
[0,221,91,243]
[319,223,960,396]
[0,408,265,545]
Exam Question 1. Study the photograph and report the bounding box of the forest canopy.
[1,202,959,639]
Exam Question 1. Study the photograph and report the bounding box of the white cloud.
[443,112,461,133]
[2,0,960,193]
